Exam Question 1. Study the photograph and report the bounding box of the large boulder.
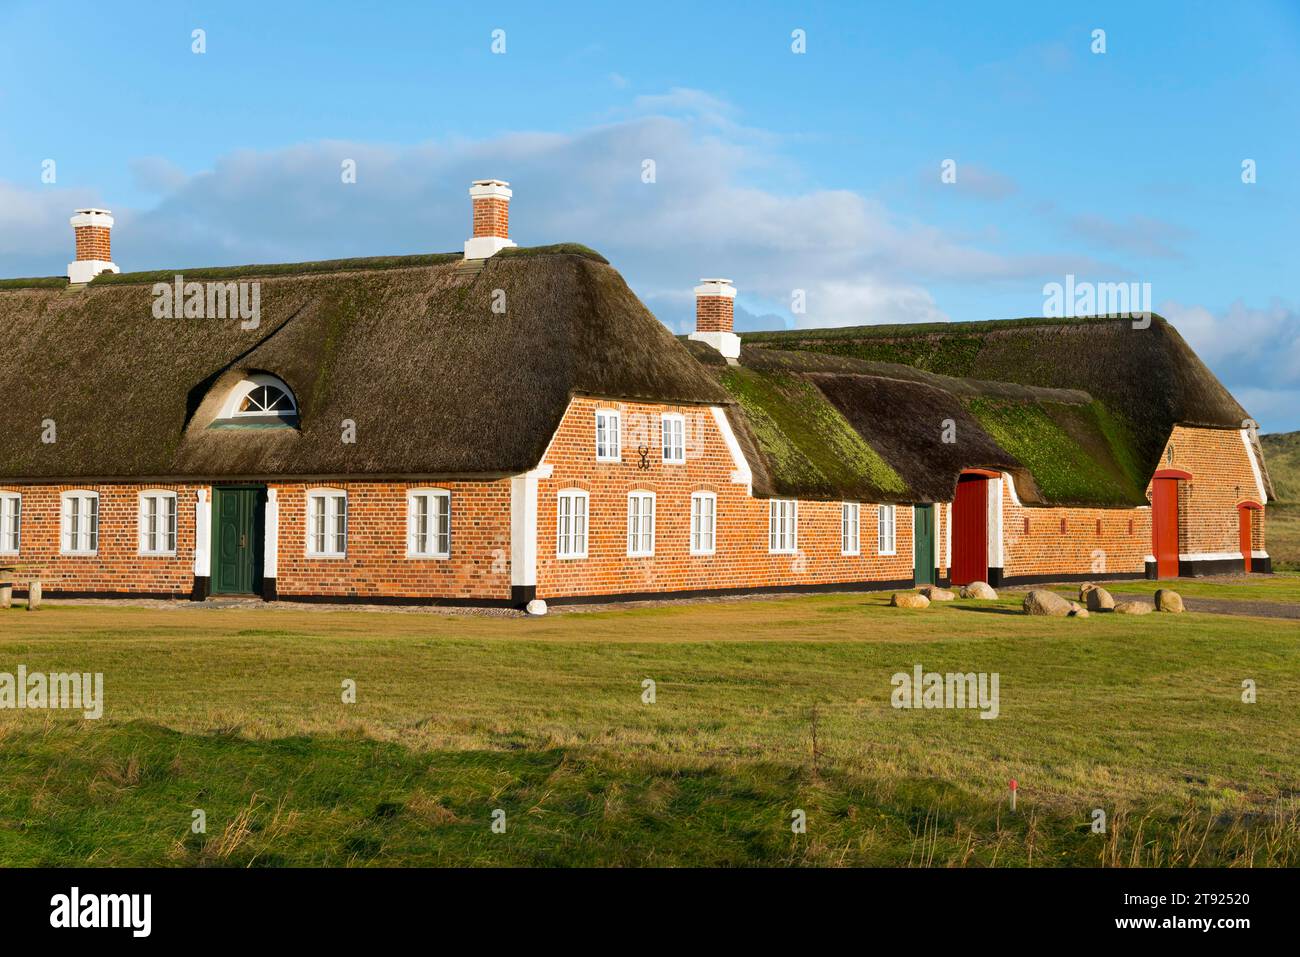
[1113,600,1154,615]
[1085,586,1115,612]
[1155,589,1184,613]
[960,581,997,600]
[26,580,42,611]
[920,586,956,601]
[525,599,549,616]
[1023,589,1073,617]
[890,592,931,609]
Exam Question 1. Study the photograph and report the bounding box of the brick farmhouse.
[0,181,1274,608]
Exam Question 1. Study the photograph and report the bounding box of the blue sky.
[2,0,1298,429]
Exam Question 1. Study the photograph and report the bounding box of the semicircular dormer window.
[210,374,300,430]
[238,384,295,416]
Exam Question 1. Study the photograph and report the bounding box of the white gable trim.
[1240,428,1268,503]
[710,406,753,493]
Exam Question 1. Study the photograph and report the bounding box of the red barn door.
[951,474,988,586]
[1151,478,1180,578]
[1239,505,1256,572]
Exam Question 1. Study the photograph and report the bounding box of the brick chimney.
[68,208,119,284]
[688,278,740,360]
[464,179,517,260]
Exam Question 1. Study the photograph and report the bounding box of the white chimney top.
[68,207,119,284]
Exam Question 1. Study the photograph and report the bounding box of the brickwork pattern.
[472,198,509,239]
[695,295,734,333]
[74,226,111,262]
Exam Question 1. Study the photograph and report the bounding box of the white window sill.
[596,456,621,464]
[842,549,861,557]
[0,550,18,557]
[306,553,347,560]
[406,551,451,560]
[138,551,178,558]
[769,549,798,556]
[60,551,98,557]
[557,552,588,561]
[690,548,716,557]
[628,551,655,559]
[879,550,897,557]
[663,457,686,466]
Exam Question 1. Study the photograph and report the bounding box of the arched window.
[237,384,295,416]
[213,373,299,428]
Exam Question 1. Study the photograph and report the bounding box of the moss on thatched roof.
[0,250,727,481]
[742,315,1252,505]
[0,276,67,290]
[91,252,465,285]
[718,366,907,501]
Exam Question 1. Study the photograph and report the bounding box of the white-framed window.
[595,409,621,462]
[60,490,99,555]
[138,490,178,556]
[878,504,897,556]
[0,492,20,555]
[690,492,716,555]
[662,413,686,464]
[407,489,451,559]
[841,502,860,556]
[627,491,656,557]
[306,489,348,557]
[556,489,589,559]
[768,499,798,554]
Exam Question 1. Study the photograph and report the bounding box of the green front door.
[914,504,936,586]
[211,487,264,595]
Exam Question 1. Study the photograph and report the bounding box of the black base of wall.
[190,576,210,601]
[997,570,1149,587]
[1179,557,1244,577]
[262,578,278,601]
[274,592,519,609]
[12,589,193,601]
[1254,556,1273,574]
[511,585,536,608]
[986,567,1004,588]
[545,578,918,607]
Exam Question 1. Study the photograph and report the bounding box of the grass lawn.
[1,576,1298,867]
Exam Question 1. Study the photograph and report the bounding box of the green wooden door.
[914,504,936,585]
[211,487,264,595]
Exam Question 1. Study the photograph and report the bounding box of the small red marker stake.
[1009,779,1018,812]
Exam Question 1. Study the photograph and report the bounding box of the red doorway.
[1239,502,1262,572]
[951,473,990,586]
[1151,470,1189,579]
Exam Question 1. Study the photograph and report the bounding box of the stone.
[1078,583,1097,601]
[1068,602,1090,618]
[1113,600,1154,615]
[26,579,42,611]
[1155,589,1184,613]
[1023,589,1073,616]
[525,599,548,616]
[960,581,997,600]
[1085,586,1115,612]
[919,586,956,601]
[0,585,10,610]
[890,592,931,609]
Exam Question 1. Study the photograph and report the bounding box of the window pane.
[436,495,450,555]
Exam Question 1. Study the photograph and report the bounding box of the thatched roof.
[0,249,727,481]
[1,249,1264,509]
[709,315,1267,505]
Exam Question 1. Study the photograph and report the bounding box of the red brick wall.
[270,481,512,601]
[997,477,1150,579]
[471,198,509,238]
[73,226,111,261]
[1156,425,1267,556]
[695,295,734,333]
[0,483,199,596]
[534,397,915,599]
